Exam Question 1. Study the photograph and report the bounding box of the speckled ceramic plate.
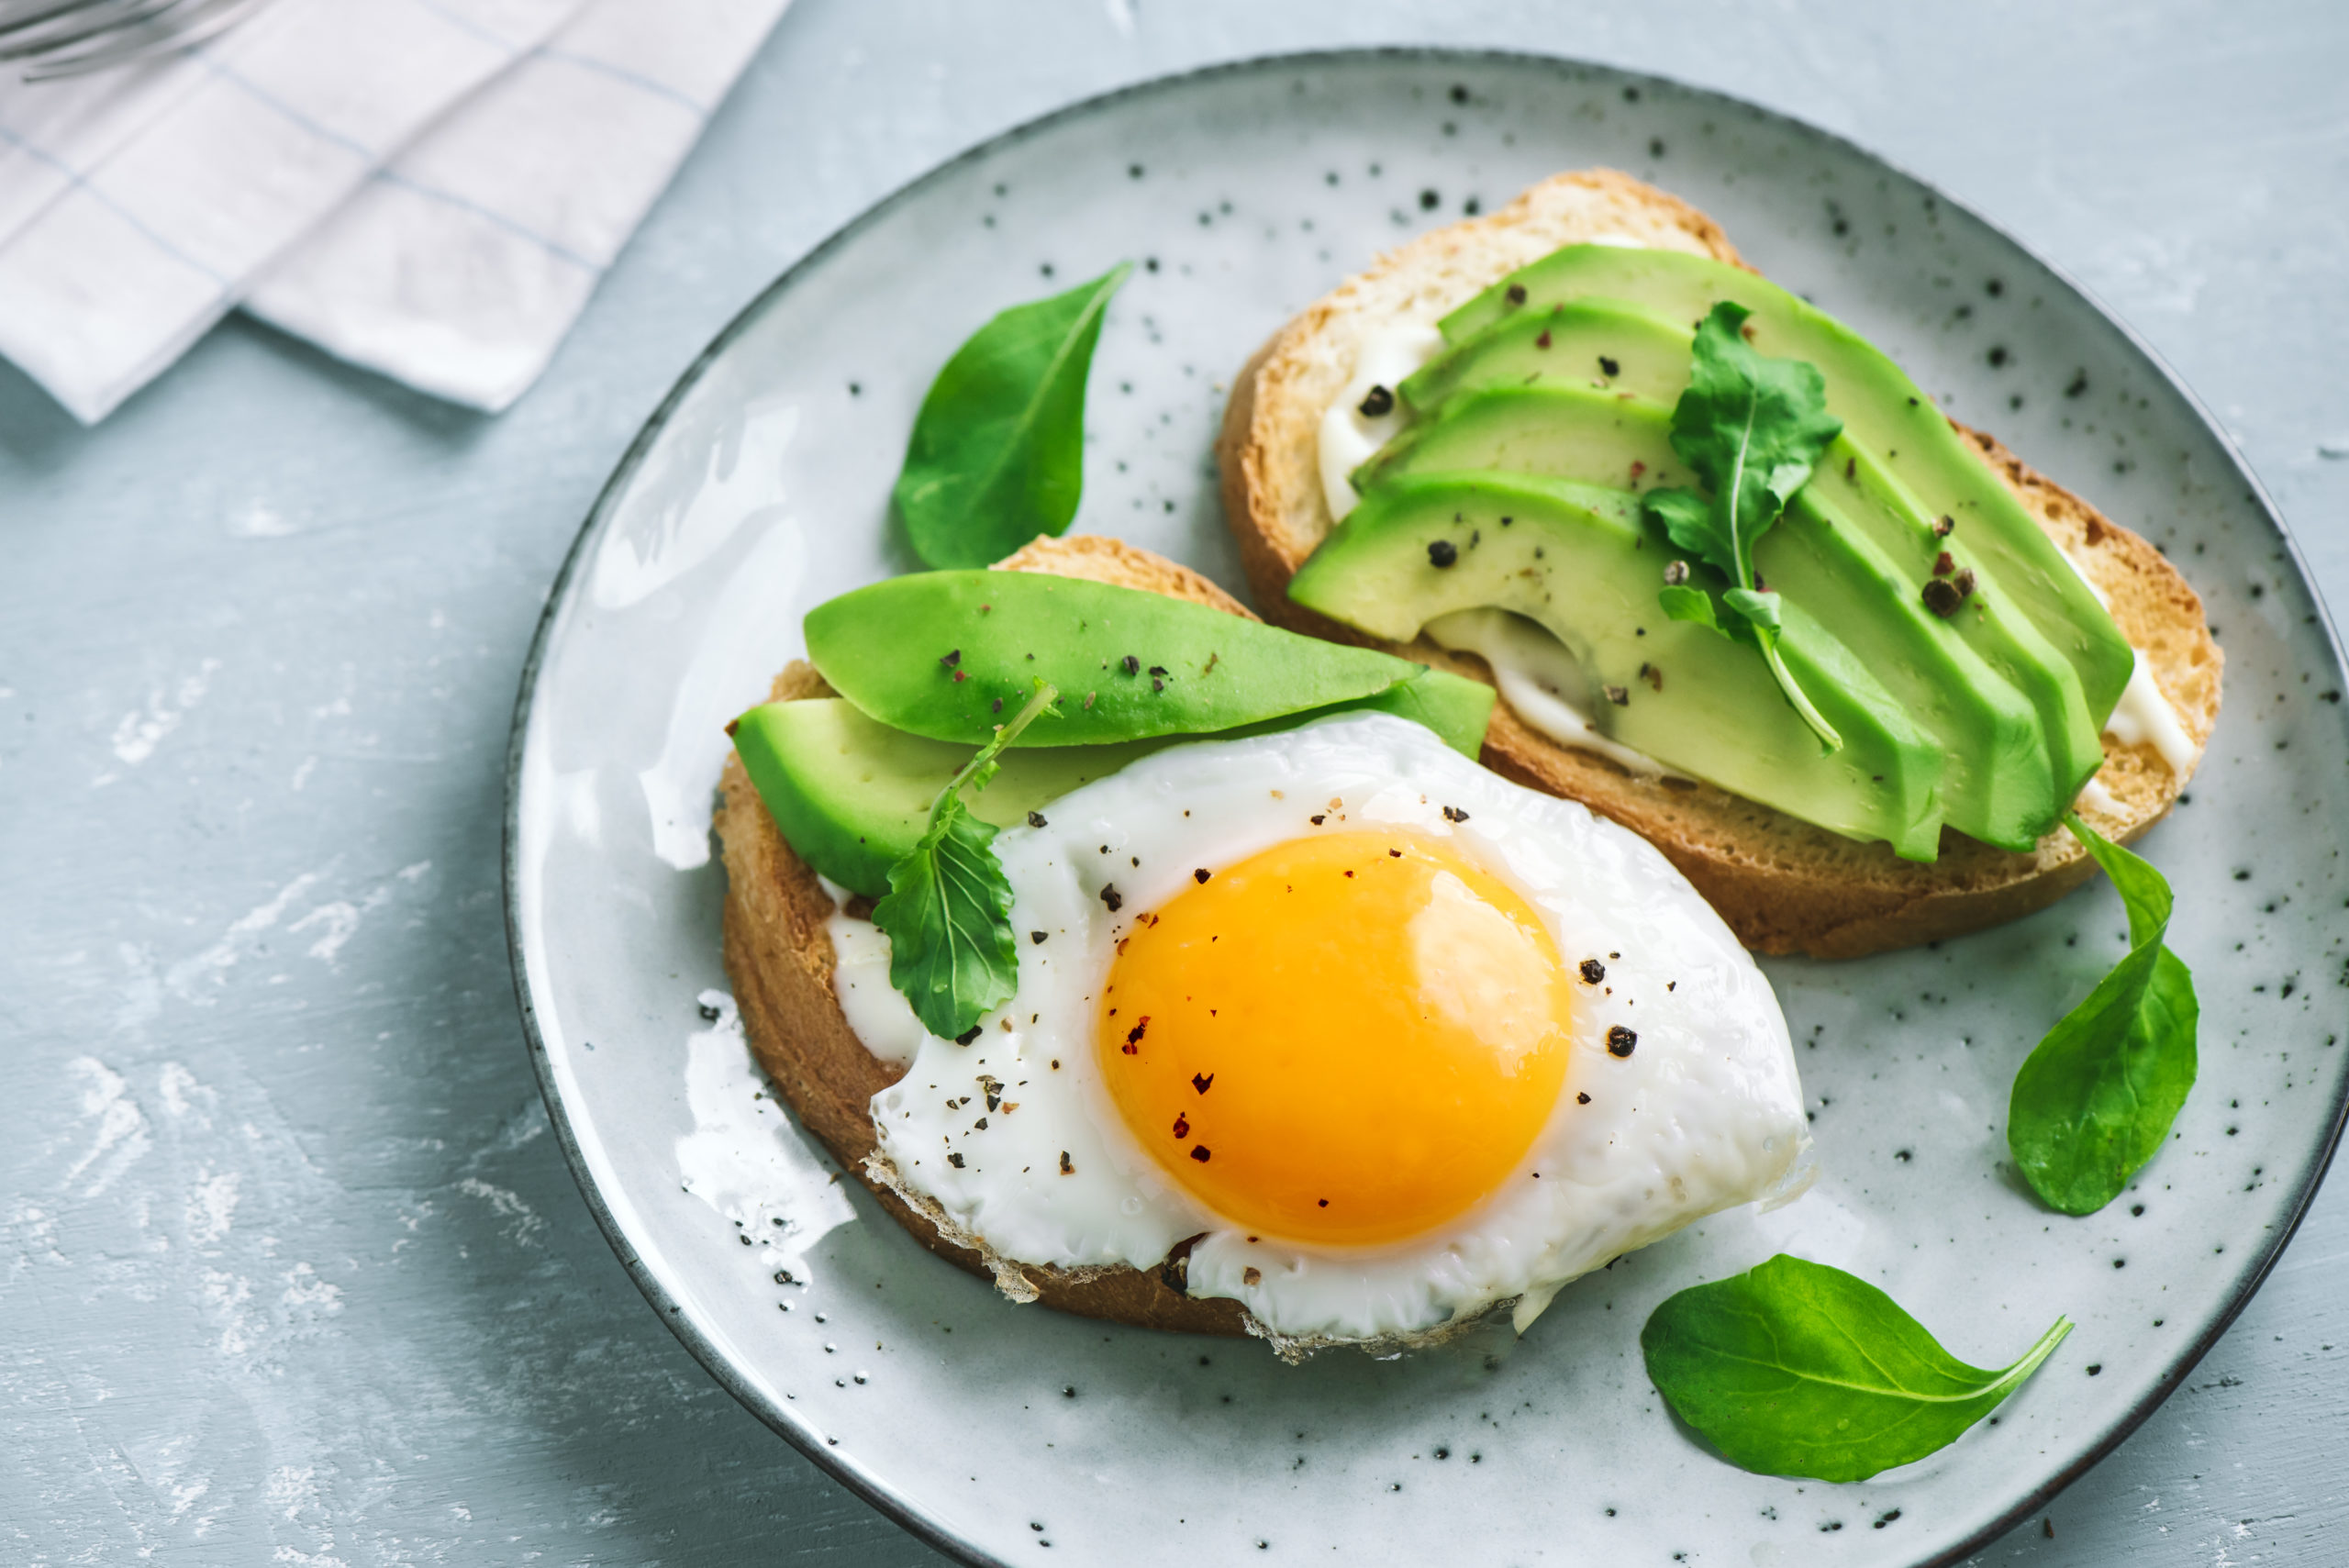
[504,50,2349,1568]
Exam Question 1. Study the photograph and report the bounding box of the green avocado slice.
[1359,386,2058,851]
[735,676,1499,897]
[1805,428,2106,799]
[1399,295,1697,414]
[1355,383,1700,497]
[1371,367,2105,809]
[1438,245,2135,722]
[804,569,1488,753]
[1291,473,1946,860]
[733,698,1168,897]
[1383,303,2103,803]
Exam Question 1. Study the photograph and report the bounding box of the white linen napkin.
[0,0,788,423]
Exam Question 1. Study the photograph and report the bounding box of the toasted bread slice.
[1216,169,2221,957]
[717,537,1264,1341]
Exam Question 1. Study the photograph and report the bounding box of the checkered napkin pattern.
[0,0,789,423]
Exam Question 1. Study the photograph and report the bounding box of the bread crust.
[716,542,1251,1339]
[1216,170,2221,957]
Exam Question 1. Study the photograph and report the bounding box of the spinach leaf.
[1642,1253,2072,1483]
[893,263,1131,569]
[872,682,1058,1040]
[2007,814,2199,1215]
[1643,302,1845,751]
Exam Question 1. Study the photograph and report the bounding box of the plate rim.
[500,44,2349,1568]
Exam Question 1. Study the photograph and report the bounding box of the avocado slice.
[1289,473,1946,859]
[1438,245,2134,721]
[804,569,1488,752]
[1398,295,1697,415]
[1358,386,2061,850]
[1388,303,2104,803]
[732,698,1172,897]
[1354,384,1700,498]
[1800,429,2107,799]
[736,676,1499,896]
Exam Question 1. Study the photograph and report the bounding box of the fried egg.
[845,713,1809,1348]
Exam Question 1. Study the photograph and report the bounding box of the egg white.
[845,713,1809,1347]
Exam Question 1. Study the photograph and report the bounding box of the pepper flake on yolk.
[1097,831,1572,1246]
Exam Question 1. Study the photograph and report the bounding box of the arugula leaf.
[872,682,1058,1040]
[1642,1254,2072,1483]
[1722,586,1781,631]
[1656,582,1724,634]
[1644,489,1722,583]
[1643,302,1845,750]
[2007,815,2199,1215]
[893,263,1131,569]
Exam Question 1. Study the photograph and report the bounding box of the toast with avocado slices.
[720,534,1356,1342]
[1216,169,2221,958]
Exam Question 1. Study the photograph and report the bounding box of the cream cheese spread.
[1318,317,1444,522]
[2058,548,2199,779]
[1423,608,1679,780]
[817,876,927,1070]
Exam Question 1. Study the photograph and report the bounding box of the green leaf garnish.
[893,263,1132,569]
[1642,301,1845,751]
[1655,581,1723,632]
[871,681,1058,1040]
[1641,1253,2072,1483]
[2007,814,2199,1215]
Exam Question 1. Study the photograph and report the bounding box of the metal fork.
[0,0,274,83]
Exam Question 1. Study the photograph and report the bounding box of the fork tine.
[19,0,262,77]
[0,0,179,59]
[0,0,98,31]
[0,0,114,26]
[0,0,147,45]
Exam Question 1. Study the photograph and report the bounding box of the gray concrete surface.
[4,1,2344,1562]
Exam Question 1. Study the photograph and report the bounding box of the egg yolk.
[1097,830,1572,1247]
